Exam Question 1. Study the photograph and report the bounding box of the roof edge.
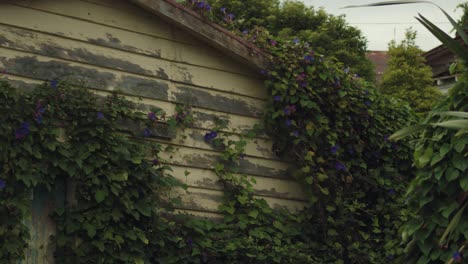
[130,0,271,70]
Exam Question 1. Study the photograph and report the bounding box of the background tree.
[205,0,376,81]
[379,28,442,114]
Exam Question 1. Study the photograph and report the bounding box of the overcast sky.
[298,0,465,51]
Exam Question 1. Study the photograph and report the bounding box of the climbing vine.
[0,3,434,264]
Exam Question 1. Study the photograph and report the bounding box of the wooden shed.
[0,0,307,262]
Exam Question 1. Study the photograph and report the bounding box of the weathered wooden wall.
[0,0,307,234]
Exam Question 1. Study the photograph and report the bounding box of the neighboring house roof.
[366,51,389,83]
[130,0,271,70]
[424,43,456,78]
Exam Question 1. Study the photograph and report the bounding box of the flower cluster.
[0,178,6,190]
[189,0,211,12]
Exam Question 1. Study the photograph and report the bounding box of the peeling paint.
[118,75,169,100]
[0,56,115,88]
[188,153,287,179]
[174,85,262,117]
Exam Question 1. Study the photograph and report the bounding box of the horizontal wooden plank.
[0,76,268,139]
[0,47,265,116]
[170,166,307,201]
[0,2,260,78]
[171,187,307,213]
[160,127,276,160]
[158,144,291,179]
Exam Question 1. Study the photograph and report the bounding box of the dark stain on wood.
[0,56,115,88]
[118,75,169,100]
[174,85,262,117]
[118,118,175,139]
[186,153,288,179]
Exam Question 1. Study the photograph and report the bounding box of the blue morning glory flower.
[285,119,291,127]
[331,145,339,155]
[15,122,30,139]
[0,179,6,190]
[97,112,104,120]
[293,38,300,44]
[292,130,299,137]
[364,100,372,107]
[204,131,218,141]
[147,112,157,121]
[453,252,462,262]
[51,80,58,88]
[334,162,346,171]
[220,7,226,13]
[273,95,281,101]
[35,115,43,125]
[143,128,152,137]
[304,55,314,63]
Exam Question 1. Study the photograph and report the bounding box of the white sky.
[298,0,466,51]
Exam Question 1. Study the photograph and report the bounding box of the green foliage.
[380,28,442,114]
[399,71,468,263]
[0,84,31,262]
[262,38,417,262]
[187,0,375,81]
[0,81,184,263]
[393,7,468,263]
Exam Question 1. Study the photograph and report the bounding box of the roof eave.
[130,0,271,71]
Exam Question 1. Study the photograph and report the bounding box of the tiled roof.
[366,51,389,82]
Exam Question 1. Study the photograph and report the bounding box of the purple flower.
[348,147,355,155]
[388,189,396,196]
[344,67,350,74]
[15,122,30,139]
[196,1,205,8]
[386,255,395,260]
[354,74,360,78]
[204,131,218,141]
[292,130,299,137]
[331,145,339,155]
[147,112,157,121]
[273,95,281,102]
[204,3,211,11]
[220,7,226,13]
[239,153,246,159]
[296,73,306,82]
[260,69,268,76]
[35,115,43,124]
[143,128,152,137]
[304,55,314,63]
[384,135,389,141]
[304,42,310,48]
[186,238,194,247]
[270,40,277,46]
[224,13,234,22]
[51,80,58,88]
[0,179,5,190]
[152,159,159,165]
[364,100,372,107]
[293,38,300,44]
[453,252,462,262]
[242,29,248,35]
[333,80,341,88]
[334,162,346,171]
[284,105,296,115]
[97,112,104,120]
[285,119,292,127]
